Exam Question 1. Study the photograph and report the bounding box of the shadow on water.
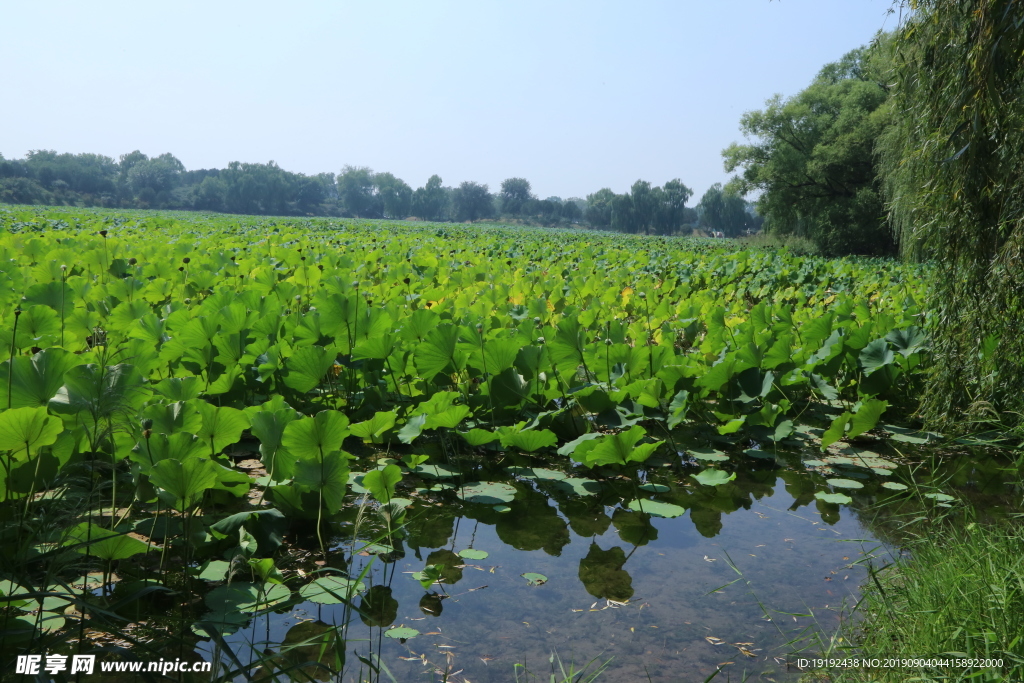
[184,430,1024,683]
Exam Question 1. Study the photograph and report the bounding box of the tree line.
[0,150,758,236]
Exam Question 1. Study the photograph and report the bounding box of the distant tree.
[585,188,615,228]
[697,183,754,237]
[21,150,118,196]
[337,165,379,217]
[374,172,412,218]
[652,179,693,235]
[629,180,656,234]
[293,175,326,214]
[499,177,533,216]
[452,181,494,222]
[611,192,637,234]
[722,44,894,255]
[561,199,582,223]
[412,174,449,220]
[126,154,183,199]
[194,176,227,211]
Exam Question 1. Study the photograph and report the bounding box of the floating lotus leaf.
[506,466,566,481]
[881,482,908,491]
[688,448,729,462]
[552,477,602,497]
[743,448,776,460]
[627,499,686,518]
[356,543,394,555]
[299,575,366,604]
[457,481,517,505]
[803,460,828,467]
[884,425,940,444]
[205,582,291,613]
[691,469,737,487]
[826,478,864,489]
[384,626,419,640]
[458,549,489,560]
[815,491,852,504]
[924,492,955,502]
[521,572,547,586]
[413,463,461,479]
[195,560,230,582]
[638,483,669,493]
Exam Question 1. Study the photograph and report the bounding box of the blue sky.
[1,0,895,201]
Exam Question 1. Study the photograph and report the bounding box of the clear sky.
[1,0,894,201]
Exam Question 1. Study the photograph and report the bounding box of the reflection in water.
[558,496,612,537]
[358,585,397,627]
[425,549,463,584]
[252,621,339,683]
[493,486,571,555]
[578,542,635,601]
[610,508,658,546]
[196,443,1022,683]
[419,592,445,616]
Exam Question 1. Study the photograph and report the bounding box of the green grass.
[831,518,1024,682]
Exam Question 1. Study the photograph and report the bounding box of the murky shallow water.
[199,466,892,682]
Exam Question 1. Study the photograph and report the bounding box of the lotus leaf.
[457,481,517,505]
[300,575,366,604]
[815,491,853,504]
[626,499,686,517]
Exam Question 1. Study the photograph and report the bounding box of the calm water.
[199,458,895,682]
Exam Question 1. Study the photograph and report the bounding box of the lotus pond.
[0,207,1019,682]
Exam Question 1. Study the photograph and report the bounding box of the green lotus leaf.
[826,478,864,489]
[384,626,420,640]
[459,428,498,446]
[65,523,149,561]
[294,451,351,513]
[362,463,402,503]
[282,410,350,460]
[195,402,250,455]
[521,572,548,586]
[0,406,63,458]
[691,469,737,486]
[552,477,603,496]
[506,466,567,481]
[815,491,853,504]
[412,462,460,479]
[688,448,729,462]
[150,456,220,507]
[579,426,663,466]
[248,407,299,482]
[51,363,149,417]
[205,582,291,613]
[457,481,517,505]
[0,348,81,409]
[626,499,686,517]
[349,410,397,442]
[282,344,336,392]
[300,575,366,604]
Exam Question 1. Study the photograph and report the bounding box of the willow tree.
[880,1,1024,429]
